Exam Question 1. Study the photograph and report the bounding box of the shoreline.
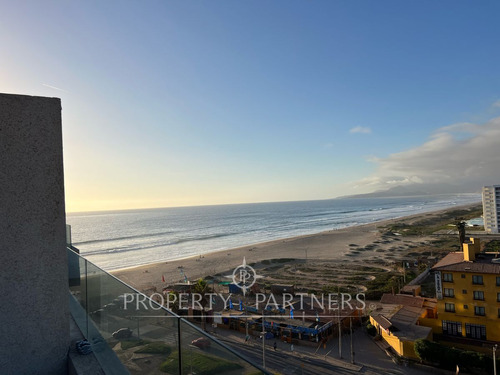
[107,200,482,273]
[111,201,481,292]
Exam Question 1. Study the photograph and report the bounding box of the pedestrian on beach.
[291,344,294,352]
[273,341,277,351]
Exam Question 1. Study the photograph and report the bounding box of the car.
[112,327,133,340]
[191,337,211,349]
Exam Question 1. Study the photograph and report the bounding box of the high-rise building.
[482,185,500,233]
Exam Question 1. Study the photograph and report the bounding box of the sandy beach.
[112,202,482,294]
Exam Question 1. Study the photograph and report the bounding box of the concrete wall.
[0,94,69,374]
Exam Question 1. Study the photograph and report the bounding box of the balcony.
[68,248,268,374]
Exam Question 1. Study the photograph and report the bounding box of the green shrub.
[366,323,376,336]
[121,339,149,350]
[364,272,400,300]
[135,342,171,355]
[160,350,243,374]
[484,240,500,252]
[414,339,496,372]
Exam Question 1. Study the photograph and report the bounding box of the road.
[212,328,440,375]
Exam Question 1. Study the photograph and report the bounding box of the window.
[497,293,500,302]
[496,276,500,286]
[462,289,467,294]
[465,323,486,340]
[443,273,453,282]
[444,288,455,297]
[474,306,485,316]
[461,274,466,278]
[464,304,468,309]
[473,291,484,301]
[498,308,500,318]
[445,303,455,312]
[472,275,483,285]
[442,320,462,336]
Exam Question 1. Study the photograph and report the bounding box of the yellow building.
[370,294,435,359]
[430,238,500,346]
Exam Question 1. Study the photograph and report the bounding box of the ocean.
[67,194,481,271]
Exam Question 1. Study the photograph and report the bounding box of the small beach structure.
[270,284,295,295]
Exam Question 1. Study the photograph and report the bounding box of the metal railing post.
[85,260,88,337]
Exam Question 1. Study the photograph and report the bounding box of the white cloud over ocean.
[353,116,500,193]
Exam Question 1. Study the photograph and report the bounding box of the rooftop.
[432,252,500,274]
[380,293,424,308]
[372,293,436,342]
[372,312,432,341]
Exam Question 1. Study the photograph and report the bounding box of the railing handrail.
[68,247,271,374]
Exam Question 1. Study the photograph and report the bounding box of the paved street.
[210,326,445,375]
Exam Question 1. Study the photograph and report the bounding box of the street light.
[338,304,342,359]
[494,344,498,375]
[350,316,354,364]
[260,313,266,369]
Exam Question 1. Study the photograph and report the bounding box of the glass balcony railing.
[68,248,267,374]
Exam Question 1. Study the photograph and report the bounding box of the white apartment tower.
[482,185,500,233]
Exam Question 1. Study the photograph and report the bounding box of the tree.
[456,221,466,249]
[192,278,212,330]
[165,290,180,314]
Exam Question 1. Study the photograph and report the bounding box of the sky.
[2,1,500,212]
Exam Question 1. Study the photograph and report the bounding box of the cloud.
[42,83,68,93]
[492,99,500,109]
[323,143,334,149]
[349,126,372,134]
[352,116,500,193]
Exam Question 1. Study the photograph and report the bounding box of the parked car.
[191,337,211,349]
[112,327,132,340]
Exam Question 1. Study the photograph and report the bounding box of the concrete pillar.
[0,94,69,374]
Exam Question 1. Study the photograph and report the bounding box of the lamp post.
[350,316,354,364]
[261,313,266,369]
[337,286,342,359]
[494,344,497,375]
[244,304,249,342]
[338,304,342,359]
